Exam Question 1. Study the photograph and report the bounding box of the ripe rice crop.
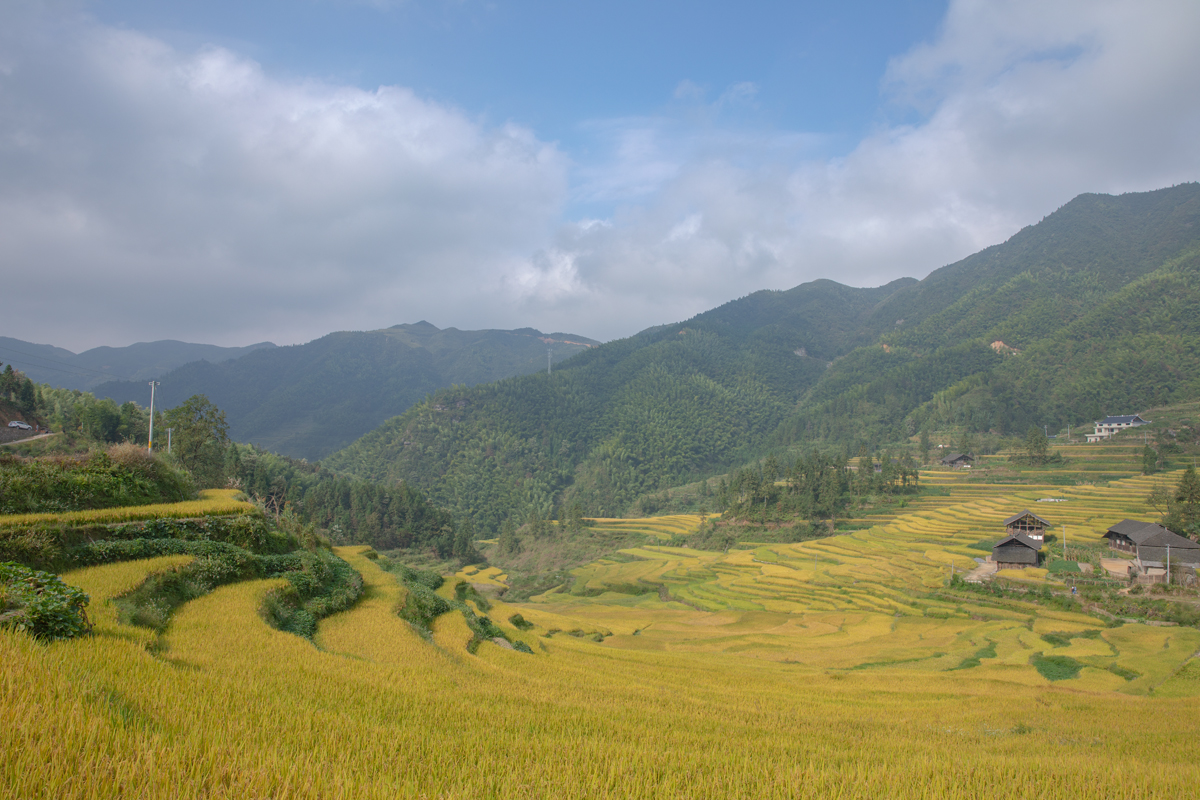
[3,547,1199,798]
[0,489,254,529]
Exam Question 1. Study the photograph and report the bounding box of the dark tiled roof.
[940,452,973,464]
[1098,415,1147,425]
[1106,519,1153,537]
[1129,524,1198,550]
[994,533,1041,551]
[1003,510,1051,527]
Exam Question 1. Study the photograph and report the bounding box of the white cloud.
[0,2,567,350]
[523,0,1200,336]
[1,0,1198,351]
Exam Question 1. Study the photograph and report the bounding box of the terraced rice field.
[516,450,1199,697]
[4,442,1199,797]
[6,547,1200,798]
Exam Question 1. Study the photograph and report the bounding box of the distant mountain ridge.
[93,323,599,460]
[0,337,275,391]
[323,183,1200,530]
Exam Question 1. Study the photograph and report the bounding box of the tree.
[498,518,520,555]
[918,429,931,464]
[1171,465,1200,538]
[1141,445,1159,475]
[162,395,230,487]
[17,378,35,413]
[1024,426,1049,466]
[118,402,148,444]
[452,518,478,561]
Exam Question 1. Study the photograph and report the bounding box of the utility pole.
[1063,524,1066,561]
[1167,544,1171,586]
[166,428,173,455]
[547,346,552,375]
[147,381,160,452]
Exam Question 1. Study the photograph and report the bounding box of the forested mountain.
[0,337,275,391]
[325,184,1200,531]
[783,185,1200,449]
[323,278,919,530]
[93,323,598,460]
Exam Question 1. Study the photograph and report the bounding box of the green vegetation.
[92,323,599,460]
[0,445,194,515]
[0,561,90,640]
[325,185,1200,531]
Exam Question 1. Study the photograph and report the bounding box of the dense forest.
[324,184,1200,531]
[323,278,915,530]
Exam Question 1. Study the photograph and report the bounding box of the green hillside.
[94,323,598,460]
[321,278,925,528]
[325,184,1200,531]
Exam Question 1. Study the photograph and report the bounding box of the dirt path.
[963,561,997,583]
[0,432,57,447]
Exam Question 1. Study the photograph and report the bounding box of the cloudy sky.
[2,0,1199,351]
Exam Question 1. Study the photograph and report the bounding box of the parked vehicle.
[7,421,32,430]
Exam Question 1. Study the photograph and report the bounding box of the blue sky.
[90,0,947,218]
[2,0,1199,350]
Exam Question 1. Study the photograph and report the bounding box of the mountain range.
[0,337,274,391]
[321,183,1200,530]
[91,323,598,459]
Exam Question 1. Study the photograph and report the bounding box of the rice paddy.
[0,488,254,529]
[4,439,1200,797]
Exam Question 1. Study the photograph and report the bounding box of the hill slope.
[323,278,918,528]
[94,323,599,460]
[326,184,1200,529]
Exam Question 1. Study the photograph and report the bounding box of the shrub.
[0,561,90,640]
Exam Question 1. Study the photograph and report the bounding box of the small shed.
[1003,510,1050,542]
[993,534,1041,570]
[940,452,974,468]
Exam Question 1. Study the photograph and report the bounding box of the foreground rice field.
[4,448,1199,797]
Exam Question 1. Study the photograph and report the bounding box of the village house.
[992,533,1041,570]
[1003,510,1050,542]
[1085,414,1149,443]
[940,452,973,469]
[1102,520,1200,577]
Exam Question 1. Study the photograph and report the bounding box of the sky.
[2,0,1199,351]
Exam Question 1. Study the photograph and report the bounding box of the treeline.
[228,445,468,558]
[716,449,920,524]
[2,363,150,444]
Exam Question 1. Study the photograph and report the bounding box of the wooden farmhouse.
[992,534,1041,570]
[1003,510,1050,542]
[1103,520,1200,574]
[940,452,974,469]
